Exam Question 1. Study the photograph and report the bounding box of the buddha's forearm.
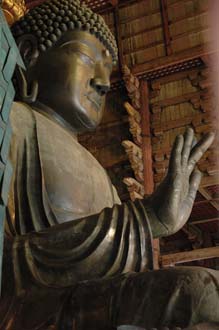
[13,201,153,290]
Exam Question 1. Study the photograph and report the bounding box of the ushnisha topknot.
[11,0,118,63]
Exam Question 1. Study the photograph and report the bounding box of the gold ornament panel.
[2,0,26,25]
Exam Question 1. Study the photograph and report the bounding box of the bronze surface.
[0,1,219,329]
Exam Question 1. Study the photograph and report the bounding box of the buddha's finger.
[187,169,202,208]
[191,136,197,148]
[168,134,184,175]
[181,127,194,168]
[188,132,215,174]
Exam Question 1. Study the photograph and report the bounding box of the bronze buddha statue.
[0,1,219,329]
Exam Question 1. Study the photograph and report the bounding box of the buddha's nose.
[90,78,110,96]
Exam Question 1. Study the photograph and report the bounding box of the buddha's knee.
[171,267,219,324]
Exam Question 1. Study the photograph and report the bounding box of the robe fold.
[0,102,154,329]
[1,103,219,330]
[6,102,153,289]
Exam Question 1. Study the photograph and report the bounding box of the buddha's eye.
[61,45,95,67]
[79,53,95,67]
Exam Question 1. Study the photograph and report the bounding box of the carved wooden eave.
[124,102,142,145]
[121,65,145,201]
[123,177,144,202]
[122,66,141,109]
[122,140,144,184]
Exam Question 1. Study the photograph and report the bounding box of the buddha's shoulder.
[10,102,56,137]
[10,102,36,129]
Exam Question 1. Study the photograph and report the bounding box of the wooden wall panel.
[151,78,198,102]
[149,67,218,186]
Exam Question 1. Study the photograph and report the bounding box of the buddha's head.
[12,0,118,132]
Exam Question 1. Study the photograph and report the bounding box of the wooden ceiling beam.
[200,174,219,188]
[118,0,144,9]
[199,187,219,211]
[123,24,162,40]
[161,246,219,267]
[190,217,219,225]
[151,90,205,108]
[132,45,213,78]
[112,3,124,71]
[92,0,145,14]
[119,7,160,25]
[160,0,172,56]
[151,67,202,85]
[109,0,118,6]
[195,198,219,206]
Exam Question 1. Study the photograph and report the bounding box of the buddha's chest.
[35,113,116,222]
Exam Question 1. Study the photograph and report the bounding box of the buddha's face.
[27,30,113,132]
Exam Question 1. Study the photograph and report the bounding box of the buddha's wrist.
[141,199,170,238]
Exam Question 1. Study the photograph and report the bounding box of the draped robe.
[0,102,153,329]
[1,103,219,330]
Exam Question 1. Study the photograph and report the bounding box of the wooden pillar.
[112,2,124,71]
[140,80,160,269]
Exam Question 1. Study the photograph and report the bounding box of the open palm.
[148,128,215,238]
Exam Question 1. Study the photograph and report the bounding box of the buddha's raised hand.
[147,128,215,238]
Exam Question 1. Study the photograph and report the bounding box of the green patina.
[0,8,24,291]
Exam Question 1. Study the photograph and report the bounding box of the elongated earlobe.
[15,66,38,103]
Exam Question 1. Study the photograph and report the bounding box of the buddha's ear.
[16,34,39,68]
[15,34,39,103]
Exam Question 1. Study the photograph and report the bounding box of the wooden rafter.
[161,247,219,267]
[190,218,219,226]
[82,0,143,13]
[199,187,219,212]
[182,224,203,249]
[112,3,124,71]
[132,45,215,78]
[160,0,172,56]
[201,175,219,188]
